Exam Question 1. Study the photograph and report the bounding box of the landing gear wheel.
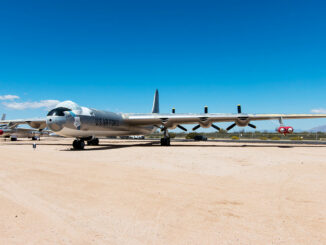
[10,137,17,141]
[73,139,85,150]
[160,138,170,146]
[32,136,37,141]
[92,138,99,145]
[87,138,99,146]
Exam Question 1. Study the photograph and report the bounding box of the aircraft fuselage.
[46,104,155,139]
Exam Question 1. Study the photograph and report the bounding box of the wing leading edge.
[123,113,326,127]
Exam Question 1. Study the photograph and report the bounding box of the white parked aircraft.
[0,113,50,141]
[1,90,326,149]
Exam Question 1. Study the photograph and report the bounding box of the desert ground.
[0,138,325,245]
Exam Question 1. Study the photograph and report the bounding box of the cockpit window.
[47,107,71,116]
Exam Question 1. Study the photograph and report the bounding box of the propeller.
[226,123,236,131]
[226,105,257,131]
[192,124,201,131]
[211,124,221,131]
[177,125,187,131]
[192,106,220,131]
[237,104,241,113]
[168,108,188,131]
[248,123,256,129]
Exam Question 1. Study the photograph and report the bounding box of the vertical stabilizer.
[1,113,6,120]
[151,89,159,113]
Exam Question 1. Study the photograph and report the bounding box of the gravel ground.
[0,138,325,245]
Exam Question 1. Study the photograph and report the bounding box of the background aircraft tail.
[151,89,159,113]
[1,113,6,120]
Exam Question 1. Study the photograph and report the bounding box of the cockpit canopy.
[47,107,71,116]
[56,101,82,112]
[47,101,82,116]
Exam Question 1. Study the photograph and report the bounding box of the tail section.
[1,113,5,120]
[151,89,159,113]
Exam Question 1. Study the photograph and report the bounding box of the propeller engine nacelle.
[277,126,294,135]
[235,117,251,127]
[226,105,256,131]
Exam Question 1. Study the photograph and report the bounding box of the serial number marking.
[95,118,120,127]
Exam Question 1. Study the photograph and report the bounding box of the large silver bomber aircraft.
[1,90,326,150]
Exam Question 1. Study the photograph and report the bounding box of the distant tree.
[169,132,176,138]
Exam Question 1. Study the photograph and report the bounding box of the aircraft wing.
[123,113,326,127]
[0,118,47,129]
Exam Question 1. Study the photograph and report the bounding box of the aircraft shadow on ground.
[65,143,326,151]
[3,141,326,151]
[63,142,156,151]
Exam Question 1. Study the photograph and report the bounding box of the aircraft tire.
[160,138,171,146]
[93,138,99,145]
[73,140,85,150]
[79,140,85,150]
[87,138,99,146]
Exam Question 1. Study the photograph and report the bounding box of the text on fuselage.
[95,118,120,127]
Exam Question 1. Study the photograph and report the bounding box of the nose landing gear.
[72,138,99,150]
[73,139,85,150]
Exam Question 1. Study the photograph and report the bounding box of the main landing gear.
[87,138,99,146]
[160,129,171,146]
[72,138,99,150]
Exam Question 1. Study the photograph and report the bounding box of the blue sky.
[0,0,326,131]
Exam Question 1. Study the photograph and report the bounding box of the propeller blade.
[248,123,256,129]
[177,125,187,131]
[204,106,208,114]
[226,123,237,131]
[192,124,201,131]
[237,104,242,114]
[211,124,220,131]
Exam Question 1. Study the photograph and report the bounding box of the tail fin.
[1,113,5,120]
[151,89,159,113]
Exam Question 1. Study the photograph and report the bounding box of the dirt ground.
[0,138,325,245]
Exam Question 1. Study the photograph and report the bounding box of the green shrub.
[270,136,280,140]
[260,136,268,140]
[169,133,176,139]
[290,136,303,141]
[231,136,239,140]
[186,132,199,139]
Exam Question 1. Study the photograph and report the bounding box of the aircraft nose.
[0,129,3,135]
[46,116,67,132]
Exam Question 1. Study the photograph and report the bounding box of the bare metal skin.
[2,90,326,149]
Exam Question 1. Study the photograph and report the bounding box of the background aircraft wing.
[0,118,47,129]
